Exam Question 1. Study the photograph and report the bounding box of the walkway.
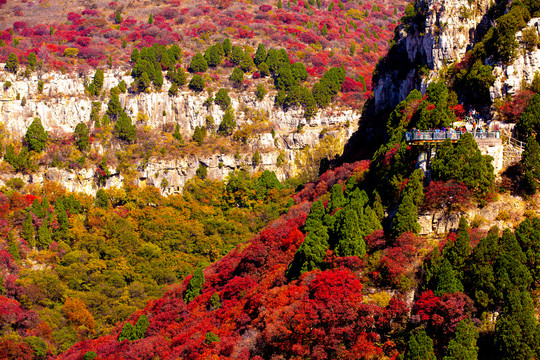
[405,130,501,143]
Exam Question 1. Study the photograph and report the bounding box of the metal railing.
[405,130,501,142]
[508,137,525,152]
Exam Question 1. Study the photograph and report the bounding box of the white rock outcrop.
[373,0,491,113]
[0,68,358,194]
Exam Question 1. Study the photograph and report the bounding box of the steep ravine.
[0,68,358,194]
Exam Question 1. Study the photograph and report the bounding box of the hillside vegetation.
[9,0,540,359]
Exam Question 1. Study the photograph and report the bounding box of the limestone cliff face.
[491,18,540,100]
[0,68,357,194]
[373,0,491,113]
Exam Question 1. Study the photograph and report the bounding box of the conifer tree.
[404,169,424,206]
[334,207,366,257]
[192,126,206,145]
[218,108,236,135]
[106,93,122,120]
[287,223,329,278]
[22,212,35,247]
[435,258,464,296]
[204,45,223,67]
[131,48,140,63]
[5,53,18,74]
[277,0,283,8]
[443,319,479,360]
[173,124,183,143]
[443,216,471,275]
[189,53,208,73]
[41,197,49,212]
[32,198,44,218]
[184,267,205,304]
[55,200,69,240]
[7,231,20,262]
[133,315,149,339]
[328,183,345,213]
[495,289,539,360]
[230,46,245,65]
[464,226,499,309]
[229,67,245,87]
[222,38,232,57]
[214,88,231,110]
[520,136,540,194]
[168,83,178,96]
[372,190,385,221]
[118,323,134,341]
[252,150,261,166]
[114,112,136,142]
[92,69,104,95]
[363,205,382,236]
[74,122,90,151]
[25,118,48,152]
[27,52,36,71]
[37,218,52,249]
[189,74,205,92]
[392,194,421,238]
[253,44,267,66]
[304,200,325,233]
[423,246,442,291]
[148,13,153,24]
[403,329,436,360]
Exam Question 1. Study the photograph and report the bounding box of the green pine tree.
[27,52,37,71]
[443,216,471,275]
[118,322,134,341]
[218,108,236,136]
[287,223,329,279]
[404,169,424,206]
[495,289,539,360]
[435,258,464,296]
[304,200,325,233]
[184,267,205,304]
[22,212,35,247]
[37,218,52,249]
[32,198,44,218]
[74,122,90,151]
[106,93,122,120]
[443,319,479,360]
[7,231,20,262]
[133,315,149,339]
[55,199,69,240]
[25,118,48,152]
[114,112,137,142]
[392,194,421,238]
[520,136,540,194]
[328,183,346,213]
[5,53,19,74]
[464,226,499,309]
[334,207,366,257]
[403,329,436,360]
[188,53,208,73]
[253,44,267,66]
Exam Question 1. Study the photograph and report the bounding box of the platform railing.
[405,130,501,142]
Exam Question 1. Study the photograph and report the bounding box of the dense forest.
[4,0,540,358]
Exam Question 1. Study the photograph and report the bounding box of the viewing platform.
[405,130,501,144]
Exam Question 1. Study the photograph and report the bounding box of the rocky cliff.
[373,0,491,113]
[0,68,358,194]
[491,18,540,99]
